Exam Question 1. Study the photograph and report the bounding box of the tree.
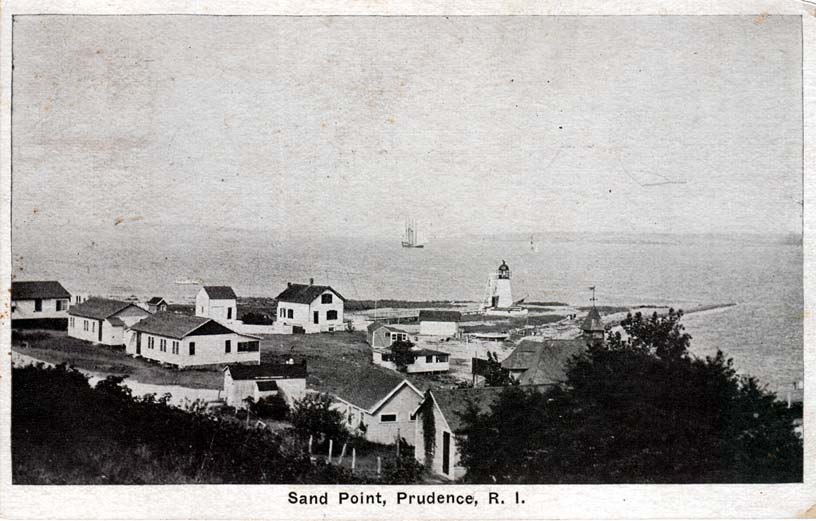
[381,438,425,484]
[458,310,802,483]
[289,393,349,446]
[390,340,416,372]
[481,351,517,387]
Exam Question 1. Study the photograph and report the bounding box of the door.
[136,332,141,355]
[313,311,319,324]
[98,320,103,342]
[442,431,451,475]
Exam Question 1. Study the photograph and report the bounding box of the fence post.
[328,439,334,463]
[351,448,356,473]
[340,442,347,463]
[308,435,313,455]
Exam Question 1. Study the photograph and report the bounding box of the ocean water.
[12,225,803,395]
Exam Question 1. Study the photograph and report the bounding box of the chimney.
[287,282,291,287]
[309,277,314,285]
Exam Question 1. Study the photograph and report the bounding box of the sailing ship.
[401,219,425,248]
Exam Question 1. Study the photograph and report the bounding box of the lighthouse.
[483,260,514,309]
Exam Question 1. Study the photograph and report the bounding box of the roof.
[367,321,408,334]
[501,338,586,385]
[107,317,125,327]
[332,373,418,411]
[129,312,245,339]
[68,297,137,320]
[430,387,505,432]
[256,380,279,391]
[410,348,447,357]
[225,363,308,380]
[147,297,166,305]
[275,283,345,304]
[12,281,70,300]
[202,286,237,300]
[581,306,604,332]
[418,309,462,323]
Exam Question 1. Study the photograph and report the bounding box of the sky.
[11,15,803,240]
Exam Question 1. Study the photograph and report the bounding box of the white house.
[146,297,168,314]
[223,362,308,408]
[372,347,450,374]
[333,378,424,445]
[275,280,345,334]
[413,387,503,480]
[68,297,151,346]
[11,280,71,327]
[195,286,238,321]
[418,310,462,337]
[126,312,261,368]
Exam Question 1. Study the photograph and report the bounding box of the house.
[195,286,237,321]
[413,387,504,480]
[366,322,412,348]
[500,338,586,385]
[126,312,261,368]
[418,310,462,337]
[68,297,151,345]
[275,279,345,334]
[223,362,308,408]
[332,377,424,445]
[10,280,72,328]
[372,347,450,374]
[146,297,168,313]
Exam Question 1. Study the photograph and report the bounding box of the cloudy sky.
[11,15,802,239]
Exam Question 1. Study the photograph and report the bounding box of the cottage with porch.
[11,280,72,328]
[275,280,345,334]
[332,378,424,445]
[223,362,308,408]
[372,347,450,374]
[127,312,260,367]
[68,297,151,346]
[366,322,412,348]
[146,297,168,313]
[195,286,238,321]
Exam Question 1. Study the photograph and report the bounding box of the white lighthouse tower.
[482,260,527,317]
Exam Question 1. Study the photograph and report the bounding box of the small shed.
[418,310,462,337]
[223,362,308,408]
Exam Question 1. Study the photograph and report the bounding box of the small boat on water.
[175,278,202,285]
[401,218,425,248]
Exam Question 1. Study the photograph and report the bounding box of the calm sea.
[13,225,803,395]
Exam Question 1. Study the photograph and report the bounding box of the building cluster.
[9,261,607,482]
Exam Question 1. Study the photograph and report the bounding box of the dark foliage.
[458,310,802,483]
[381,438,425,483]
[252,394,290,420]
[390,340,416,372]
[240,312,275,325]
[12,364,357,484]
[289,393,350,448]
[480,351,517,387]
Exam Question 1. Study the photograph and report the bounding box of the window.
[237,341,259,352]
[172,341,179,355]
[91,321,95,332]
[227,308,232,320]
[287,309,293,319]
[438,355,449,363]
[279,308,285,319]
[69,317,74,328]
[75,296,81,303]
[426,355,433,364]
[84,320,88,331]
[189,342,196,356]
[56,300,67,311]
[34,299,42,312]
[148,336,154,349]
[326,310,338,321]
[321,294,333,304]
[225,340,231,353]
[382,353,392,362]
[380,414,397,423]
[160,339,166,352]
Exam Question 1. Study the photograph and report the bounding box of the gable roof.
[202,286,237,300]
[225,362,308,380]
[147,297,167,305]
[331,372,416,411]
[275,283,345,304]
[429,387,505,432]
[129,312,247,339]
[418,309,462,322]
[68,297,140,320]
[581,306,604,332]
[367,321,408,335]
[12,281,70,300]
[501,338,586,385]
